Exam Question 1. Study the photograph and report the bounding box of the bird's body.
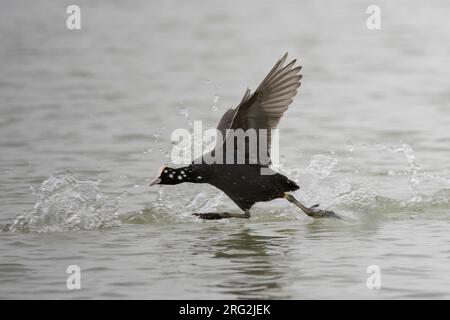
[191,163,299,211]
[150,53,339,219]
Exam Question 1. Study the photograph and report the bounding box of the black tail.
[286,179,299,191]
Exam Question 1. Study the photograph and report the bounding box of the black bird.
[150,53,339,219]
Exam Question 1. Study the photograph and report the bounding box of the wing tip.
[281,52,303,71]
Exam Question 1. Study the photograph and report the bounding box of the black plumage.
[150,53,339,219]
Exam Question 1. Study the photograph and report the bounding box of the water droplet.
[179,107,188,117]
[179,106,193,128]
[391,143,420,193]
[211,94,219,111]
[387,170,397,176]
[346,140,354,153]
[159,148,170,159]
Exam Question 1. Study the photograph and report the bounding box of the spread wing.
[214,53,302,164]
[230,52,302,132]
[215,89,251,139]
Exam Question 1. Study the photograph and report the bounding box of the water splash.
[280,143,450,219]
[346,140,355,159]
[125,141,449,224]
[187,192,225,212]
[124,185,228,224]
[306,153,339,179]
[346,140,355,153]
[333,183,380,210]
[390,143,420,194]
[7,171,121,233]
[179,105,193,129]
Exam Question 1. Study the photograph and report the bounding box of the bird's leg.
[193,210,251,220]
[284,193,341,219]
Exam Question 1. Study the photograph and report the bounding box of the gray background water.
[1,0,450,299]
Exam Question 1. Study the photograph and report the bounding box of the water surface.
[1,0,450,299]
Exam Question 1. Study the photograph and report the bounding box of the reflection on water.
[211,227,288,299]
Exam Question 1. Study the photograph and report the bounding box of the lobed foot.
[304,205,341,219]
[284,193,341,219]
[193,211,250,220]
[193,212,232,220]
